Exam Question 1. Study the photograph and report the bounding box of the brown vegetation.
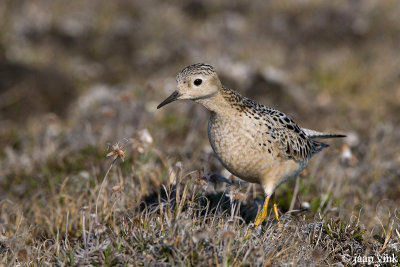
[0,0,399,265]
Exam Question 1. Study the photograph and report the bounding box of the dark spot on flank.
[286,124,294,130]
[284,117,291,123]
[299,133,306,139]
[258,143,261,146]
[268,148,271,154]
[278,118,284,124]
[273,117,278,121]
[263,143,266,146]
[268,140,272,143]
[254,116,259,120]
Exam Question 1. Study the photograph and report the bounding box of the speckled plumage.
[205,85,326,196]
[158,63,344,206]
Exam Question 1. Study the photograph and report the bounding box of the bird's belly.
[208,117,275,183]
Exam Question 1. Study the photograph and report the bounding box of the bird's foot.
[273,203,281,227]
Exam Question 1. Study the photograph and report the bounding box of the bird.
[157,63,345,234]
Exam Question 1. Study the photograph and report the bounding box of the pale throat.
[195,92,232,114]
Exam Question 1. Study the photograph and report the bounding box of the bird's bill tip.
[157,91,180,109]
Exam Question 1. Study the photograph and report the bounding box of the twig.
[64,210,69,250]
[95,160,115,223]
[289,175,300,211]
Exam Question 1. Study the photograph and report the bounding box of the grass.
[1,0,400,265]
[0,121,398,265]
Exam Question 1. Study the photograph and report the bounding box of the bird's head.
[157,63,221,109]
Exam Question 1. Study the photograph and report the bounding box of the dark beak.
[157,91,180,109]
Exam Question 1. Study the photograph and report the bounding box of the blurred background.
[0,0,399,263]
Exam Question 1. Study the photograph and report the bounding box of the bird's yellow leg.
[254,195,270,226]
[245,196,270,239]
[273,203,281,227]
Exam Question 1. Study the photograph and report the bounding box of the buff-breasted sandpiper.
[157,63,345,234]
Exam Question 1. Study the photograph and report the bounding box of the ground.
[0,0,399,266]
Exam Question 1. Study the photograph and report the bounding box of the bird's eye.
[194,79,202,86]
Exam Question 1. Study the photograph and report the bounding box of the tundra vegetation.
[0,0,399,265]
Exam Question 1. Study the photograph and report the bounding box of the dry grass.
[0,86,398,265]
[0,0,400,266]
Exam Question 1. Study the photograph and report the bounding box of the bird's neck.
[195,90,234,115]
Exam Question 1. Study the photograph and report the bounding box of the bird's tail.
[302,128,346,139]
[311,139,329,154]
